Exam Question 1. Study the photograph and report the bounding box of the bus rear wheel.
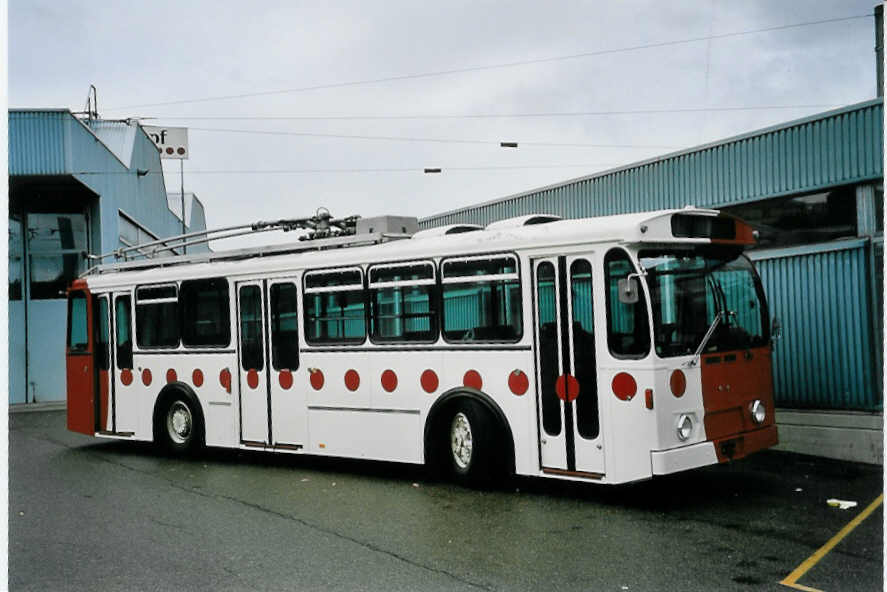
[445,399,498,486]
[157,396,202,454]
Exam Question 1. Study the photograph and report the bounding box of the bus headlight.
[750,400,766,424]
[676,414,693,441]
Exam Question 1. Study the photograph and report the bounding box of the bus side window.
[67,291,89,352]
[368,262,437,342]
[303,269,366,345]
[604,249,650,358]
[441,255,522,342]
[180,278,231,347]
[135,285,180,348]
[115,295,133,369]
[270,283,299,370]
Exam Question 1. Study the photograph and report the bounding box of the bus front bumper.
[651,425,778,475]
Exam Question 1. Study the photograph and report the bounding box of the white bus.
[66,208,777,485]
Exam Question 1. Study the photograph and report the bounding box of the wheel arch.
[152,382,206,445]
[423,387,515,476]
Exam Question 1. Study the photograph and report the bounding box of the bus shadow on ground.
[77,438,879,513]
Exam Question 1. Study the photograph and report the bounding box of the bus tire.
[154,387,204,455]
[445,399,499,487]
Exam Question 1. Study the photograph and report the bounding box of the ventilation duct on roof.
[485,214,562,230]
[411,224,484,239]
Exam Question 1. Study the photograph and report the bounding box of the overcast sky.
[8,0,880,248]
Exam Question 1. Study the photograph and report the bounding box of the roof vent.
[485,214,562,230]
[412,224,483,239]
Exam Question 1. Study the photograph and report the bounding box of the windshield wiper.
[686,276,734,367]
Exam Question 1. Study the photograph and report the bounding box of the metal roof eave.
[419,98,884,224]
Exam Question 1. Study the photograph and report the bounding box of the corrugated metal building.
[8,109,209,405]
[420,99,884,463]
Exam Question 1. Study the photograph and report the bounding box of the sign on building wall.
[143,125,189,159]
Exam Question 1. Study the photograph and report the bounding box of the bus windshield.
[639,249,769,358]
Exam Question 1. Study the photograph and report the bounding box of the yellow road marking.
[780,493,883,592]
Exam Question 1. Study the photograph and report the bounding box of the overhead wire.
[105,13,870,111]
[74,163,621,175]
[185,126,681,149]
[150,104,841,122]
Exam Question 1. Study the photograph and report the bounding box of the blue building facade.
[8,109,209,404]
[420,100,884,417]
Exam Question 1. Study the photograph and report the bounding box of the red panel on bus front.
[700,346,775,440]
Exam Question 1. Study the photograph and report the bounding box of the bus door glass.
[237,281,270,445]
[94,294,112,433]
[532,255,605,475]
[112,293,136,434]
[267,280,304,448]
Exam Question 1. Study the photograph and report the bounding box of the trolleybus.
[66,207,778,485]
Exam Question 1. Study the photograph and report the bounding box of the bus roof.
[83,207,747,290]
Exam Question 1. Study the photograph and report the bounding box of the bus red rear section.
[701,345,778,461]
[66,285,96,436]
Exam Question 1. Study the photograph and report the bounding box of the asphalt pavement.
[9,411,883,591]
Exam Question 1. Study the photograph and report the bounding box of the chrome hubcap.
[167,401,192,444]
[450,412,473,469]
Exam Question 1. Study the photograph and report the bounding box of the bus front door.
[236,281,270,445]
[532,256,605,476]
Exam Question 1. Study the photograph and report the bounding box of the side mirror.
[771,317,782,342]
[618,277,640,304]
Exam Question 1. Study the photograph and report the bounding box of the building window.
[722,186,857,248]
[369,262,437,342]
[119,212,177,258]
[27,213,87,300]
[135,285,180,348]
[441,255,522,342]
[9,216,23,300]
[303,269,366,344]
[180,278,230,347]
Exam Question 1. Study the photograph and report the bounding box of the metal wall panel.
[420,100,883,229]
[751,241,879,411]
[8,111,68,175]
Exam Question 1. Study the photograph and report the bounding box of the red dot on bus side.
[612,372,637,401]
[166,369,177,383]
[141,369,152,386]
[420,369,439,393]
[381,369,398,392]
[219,368,232,393]
[120,369,133,386]
[192,369,204,387]
[508,370,529,396]
[279,370,293,390]
[344,369,360,391]
[247,369,260,389]
[463,370,483,391]
[165,147,173,154]
[310,369,325,390]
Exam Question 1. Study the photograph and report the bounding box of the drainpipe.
[876,4,883,97]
